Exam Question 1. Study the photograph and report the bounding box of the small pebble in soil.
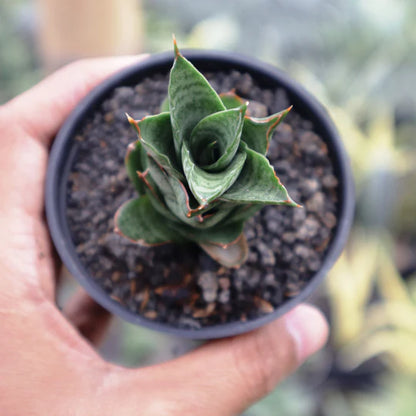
[198,271,219,303]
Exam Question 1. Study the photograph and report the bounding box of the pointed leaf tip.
[172,34,180,57]
[281,105,293,120]
[126,113,140,135]
[219,91,246,111]
[126,113,135,123]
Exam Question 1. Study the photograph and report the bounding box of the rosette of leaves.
[115,39,298,267]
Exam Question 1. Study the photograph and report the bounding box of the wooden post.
[36,0,143,70]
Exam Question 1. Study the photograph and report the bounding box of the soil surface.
[66,70,339,329]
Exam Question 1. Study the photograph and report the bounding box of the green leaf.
[127,113,184,180]
[190,105,247,172]
[125,140,148,195]
[242,107,292,155]
[145,157,237,229]
[115,196,185,245]
[181,143,247,205]
[219,91,245,110]
[146,156,203,226]
[199,234,248,268]
[178,218,245,245]
[160,96,169,112]
[141,176,182,224]
[114,196,246,255]
[222,204,263,226]
[193,202,236,228]
[115,196,247,259]
[220,143,298,206]
[169,43,225,158]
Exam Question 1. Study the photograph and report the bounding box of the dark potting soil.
[66,70,339,329]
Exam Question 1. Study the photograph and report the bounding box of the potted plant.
[46,39,354,339]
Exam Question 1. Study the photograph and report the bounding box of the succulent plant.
[115,39,298,267]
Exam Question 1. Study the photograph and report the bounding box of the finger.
[63,288,112,346]
[5,54,148,145]
[114,304,329,416]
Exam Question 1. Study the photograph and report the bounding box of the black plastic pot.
[46,50,355,339]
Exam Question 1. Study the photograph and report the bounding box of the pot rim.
[46,49,355,339]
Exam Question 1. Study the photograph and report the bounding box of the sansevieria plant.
[115,39,298,267]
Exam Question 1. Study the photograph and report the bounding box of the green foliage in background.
[144,0,416,121]
[0,1,40,103]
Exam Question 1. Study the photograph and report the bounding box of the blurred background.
[1,0,416,414]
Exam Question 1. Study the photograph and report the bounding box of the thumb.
[5,55,148,145]
[112,304,328,416]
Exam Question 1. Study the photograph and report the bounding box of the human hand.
[0,57,328,416]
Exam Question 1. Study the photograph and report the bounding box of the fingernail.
[285,304,329,362]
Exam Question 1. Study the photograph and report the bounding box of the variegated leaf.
[221,143,298,206]
[169,40,225,158]
[181,143,246,205]
[190,105,247,172]
[144,156,221,229]
[160,96,169,112]
[115,196,185,245]
[127,113,184,180]
[242,106,292,155]
[219,91,245,110]
[125,140,147,195]
[177,218,245,245]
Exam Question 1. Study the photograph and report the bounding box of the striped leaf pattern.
[115,39,298,267]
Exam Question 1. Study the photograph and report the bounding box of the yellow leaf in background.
[326,230,380,346]
[364,113,412,174]
[364,301,416,334]
[338,330,416,374]
[330,231,416,375]
[377,242,412,303]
